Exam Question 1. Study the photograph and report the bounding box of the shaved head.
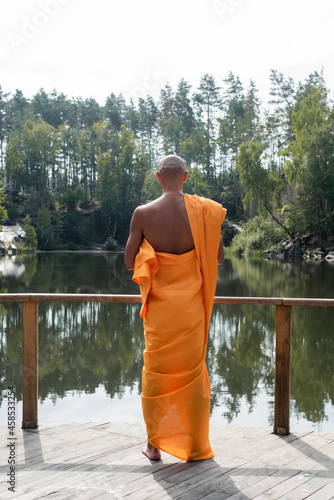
[158,155,186,177]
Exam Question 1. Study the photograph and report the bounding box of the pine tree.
[193,74,221,181]
[5,136,24,190]
[104,93,126,132]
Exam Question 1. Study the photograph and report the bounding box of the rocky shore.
[0,222,26,255]
[265,233,334,261]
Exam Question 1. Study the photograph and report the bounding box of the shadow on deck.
[1,422,334,499]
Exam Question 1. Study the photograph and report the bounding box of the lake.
[1,252,334,432]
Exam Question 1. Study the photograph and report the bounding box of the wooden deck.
[1,423,334,499]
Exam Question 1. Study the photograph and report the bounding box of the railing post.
[274,305,291,435]
[22,300,38,429]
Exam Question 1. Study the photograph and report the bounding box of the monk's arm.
[125,208,144,270]
[218,236,224,265]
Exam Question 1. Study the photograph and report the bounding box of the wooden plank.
[102,421,146,438]
[22,301,38,430]
[274,305,291,435]
[227,440,332,498]
[27,293,142,303]
[107,429,270,499]
[214,297,284,305]
[285,475,334,499]
[224,469,300,500]
[12,425,113,477]
[64,456,181,500]
[210,425,254,442]
[198,452,332,499]
[16,454,145,499]
[148,457,248,500]
[0,293,31,302]
[306,480,334,499]
[18,424,142,470]
[283,298,334,307]
[30,447,178,500]
[1,293,333,307]
[17,422,98,459]
[12,442,146,498]
[220,445,311,499]
[156,431,322,500]
[242,435,334,499]
[21,418,196,498]
[93,430,291,500]
[19,430,123,468]
[1,423,334,499]
[154,431,303,500]
[0,423,192,499]
[5,427,147,498]
[253,471,330,500]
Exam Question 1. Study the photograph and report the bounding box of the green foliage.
[96,126,150,243]
[282,87,334,238]
[221,221,238,247]
[218,73,261,160]
[103,237,118,251]
[235,141,290,239]
[141,170,162,202]
[231,216,286,254]
[22,215,37,250]
[58,186,86,211]
[97,151,115,220]
[36,205,54,250]
[184,166,208,196]
[21,118,60,193]
[193,74,222,180]
[180,122,207,168]
[5,136,24,190]
[0,181,7,220]
[1,71,334,247]
[61,211,85,246]
[236,141,284,217]
[6,200,20,221]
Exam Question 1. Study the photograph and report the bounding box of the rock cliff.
[0,222,26,254]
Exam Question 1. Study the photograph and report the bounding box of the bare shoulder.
[132,203,150,219]
[135,197,163,216]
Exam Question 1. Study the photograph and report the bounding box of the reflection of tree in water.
[290,306,334,423]
[0,255,37,289]
[0,304,23,408]
[37,302,144,402]
[212,257,334,427]
[208,305,275,423]
[0,301,145,410]
[217,256,334,300]
[0,252,137,295]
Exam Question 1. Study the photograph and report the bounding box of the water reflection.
[0,256,26,278]
[0,253,334,431]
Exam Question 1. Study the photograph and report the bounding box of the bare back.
[125,154,224,272]
[140,193,194,254]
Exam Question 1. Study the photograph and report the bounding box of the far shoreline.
[35,249,124,254]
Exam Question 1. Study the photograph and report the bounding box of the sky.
[1,0,334,106]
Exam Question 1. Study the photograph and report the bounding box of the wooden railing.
[2,293,334,434]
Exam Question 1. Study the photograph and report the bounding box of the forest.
[0,69,333,251]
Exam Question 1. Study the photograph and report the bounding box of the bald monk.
[125,154,226,461]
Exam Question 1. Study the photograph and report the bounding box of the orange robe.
[133,194,226,461]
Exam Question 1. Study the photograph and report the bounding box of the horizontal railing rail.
[1,293,334,434]
[1,293,334,306]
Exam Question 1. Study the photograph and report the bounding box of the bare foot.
[142,442,161,460]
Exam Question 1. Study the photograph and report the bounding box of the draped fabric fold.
[184,194,227,339]
[133,194,226,461]
[133,238,159,318]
